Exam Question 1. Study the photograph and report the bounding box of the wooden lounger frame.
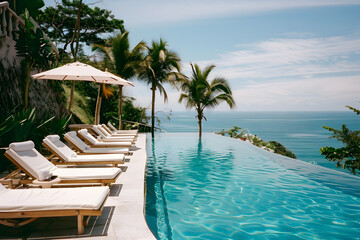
[64,134,132,149]
[42,142,124,167]
[0,192,109,234]
[99,125,138,139]
[4,152,120,188]
[92,127,136,144]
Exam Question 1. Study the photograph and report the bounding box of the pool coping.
[82,133,156,240]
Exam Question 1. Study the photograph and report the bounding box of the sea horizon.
[157,111,359,175]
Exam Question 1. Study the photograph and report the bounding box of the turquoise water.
[160,111,360,171]
[145,133,360,240]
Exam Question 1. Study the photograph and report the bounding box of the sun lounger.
[0,183,109,234]
[91,125,136,142]
[43,135,126,167]
[107,122,138,134]
[78,129,134,148]
[62,132,130,153]
[4,141,121,187]
[92,125,135,143]
[101,124,137,137]
[64,131,132,152]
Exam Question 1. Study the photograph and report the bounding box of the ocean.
[159,111,360,174]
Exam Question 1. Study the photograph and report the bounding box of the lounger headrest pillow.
[38,170,53,181]
[9,141,35,152]
[45,135,60,142]
[67,131,77,137]
[79,129,88,134]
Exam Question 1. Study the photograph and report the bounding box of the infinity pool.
[145,133,360,240]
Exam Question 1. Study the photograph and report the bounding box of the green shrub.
[0,106,71,172]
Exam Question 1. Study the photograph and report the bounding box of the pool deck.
[0,133,156,240]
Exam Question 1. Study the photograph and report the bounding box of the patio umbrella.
[31,62,134,124]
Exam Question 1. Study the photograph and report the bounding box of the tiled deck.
[0,133,156,240]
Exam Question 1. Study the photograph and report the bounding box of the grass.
[63,84,94,124]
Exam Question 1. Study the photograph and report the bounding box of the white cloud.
[196,36,360,81]
[233,75,360,111]
[98,0,360,27]
[126,35,360,112]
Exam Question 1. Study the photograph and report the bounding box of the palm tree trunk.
[198,110,202,138]
[94,84,104,124]
[68,0,82,111]
[118,85,123,130]
[151,85,156,137]
[24,63,31,109]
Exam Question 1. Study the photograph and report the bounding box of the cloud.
[195,36,360,81]
[232,75,360,111]
[98,0,360,27]
[127,34,360,112]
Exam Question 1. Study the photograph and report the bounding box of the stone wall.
[0,3,67,119]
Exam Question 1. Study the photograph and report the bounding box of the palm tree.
[179,63,235,138]
[138,39,183,136]
[93,31,146,129]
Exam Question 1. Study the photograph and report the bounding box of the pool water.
[145,133,360,240]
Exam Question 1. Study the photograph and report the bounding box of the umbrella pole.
[68,81,75,110]
[94,83,103,125]
[118,85,123,130]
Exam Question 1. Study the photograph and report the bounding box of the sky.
[44,0,360,112]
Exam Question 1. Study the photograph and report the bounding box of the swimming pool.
[145,133,360,240]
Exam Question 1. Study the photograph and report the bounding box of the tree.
[15,9,56,109]
[37,0,124,110]
[93,31,146,129]
[320,106,360,175]
[4,0,44,17]
[37,0,124,61]
[138,39,183,136]
[179,64,235,138]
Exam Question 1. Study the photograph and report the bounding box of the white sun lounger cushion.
[107,122,138,134]
[65,131,91,151]
[0,185,109,212]
[83,148,129,154]
[91,141,132,147]
[101,124,137,137]
[92,125,107,138]
[6,141,121,180]
[78,129,98,145]
[69,153,124,162]
[52,167,120,180]
[78,129,131,147]
[97,125,135,138]
[93,126,134,141]
[8,142,56,180]
[44,135,77,161]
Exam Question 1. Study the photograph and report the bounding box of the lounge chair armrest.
[32,176,61,188]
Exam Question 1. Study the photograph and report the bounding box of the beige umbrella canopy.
[31,61,134,124]
[32,61,132,84]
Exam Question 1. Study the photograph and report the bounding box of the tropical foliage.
[138,39,183,136]
[320,106,360,175]
[0,106,71,171]
[93,31,146,128]
[215,126,297,159]
[5,0,44,17]
[15,9,56,109]
[179,63,235,137]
